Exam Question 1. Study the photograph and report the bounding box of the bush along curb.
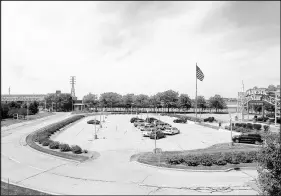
[135,159,257,172]
[26,115,92,162]
[136,150,259,171]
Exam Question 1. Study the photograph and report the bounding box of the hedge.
[26,115,90,162]
[166,150,258,167]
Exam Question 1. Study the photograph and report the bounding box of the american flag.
[196,64,204,81]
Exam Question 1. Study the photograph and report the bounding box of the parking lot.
[52,114,240,154]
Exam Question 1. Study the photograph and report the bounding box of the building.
[1,94,46,104]
[73,100,85,111]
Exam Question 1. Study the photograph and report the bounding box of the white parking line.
[28,165,44,171]
[9,157,20,163]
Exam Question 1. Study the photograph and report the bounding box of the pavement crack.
[139,184,252,194]
[16,163,67,184]
[48,172,117,183]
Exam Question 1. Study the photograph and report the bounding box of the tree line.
[83,90,228,113]
[1,101,39,119]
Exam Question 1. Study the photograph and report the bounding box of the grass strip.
[1,181,50,195]
[136,143,260,170]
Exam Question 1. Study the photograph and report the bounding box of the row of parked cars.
[130,117,180,139]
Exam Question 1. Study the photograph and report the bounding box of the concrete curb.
[134,160,257,172]
[1,178,62,195]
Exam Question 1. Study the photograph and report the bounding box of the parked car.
[145,117,158,123]
[134,119,145,127]
[162,123,172,130]
[162,127,180,135]
[173,118,187,123]
[149,130,166,140]
[136,122,146,129]
[142,127,157,137]
[140,123,155,131]
[130,117,143,123]
[232,133,263,145]
[87,119,100,124]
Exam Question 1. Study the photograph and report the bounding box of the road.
[1,113,260,195]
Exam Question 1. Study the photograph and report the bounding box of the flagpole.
[195,63,198,118]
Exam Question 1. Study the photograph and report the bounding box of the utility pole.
[9,86,10,95]
[70,76,76,112]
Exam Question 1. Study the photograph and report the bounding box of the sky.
[1,1,280,99]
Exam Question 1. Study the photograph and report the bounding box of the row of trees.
[82,90,227,113]
[1,101,39,119]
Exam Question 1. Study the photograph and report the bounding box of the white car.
[162,127,180,135]
[139,123,152,131]
[142,130,152,137]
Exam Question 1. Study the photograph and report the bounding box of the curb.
[134,160,257,172]
[1,178,62,195]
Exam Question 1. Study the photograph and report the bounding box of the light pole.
[94,115,97,139]
[230,115,233,147]
[26,102,29,120]
[154,121,157,153]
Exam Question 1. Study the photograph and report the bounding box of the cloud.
[197,2,280,52]
[96,2,197,60]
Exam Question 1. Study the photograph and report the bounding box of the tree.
[8,101,21,109]
[268,84,277,92]
[257,132,281,195]
[149,94,161,112]
[135,94,150,109]
[159,90,179,113]
[99,92,122,109]
[83,93,98,109]
[209,94,227,112]
[178,94,192,111]
[44,93,73,112]
[0,103,9,119]
[122,94,135,109]
[197,96,207,112]
[28,101,39,115]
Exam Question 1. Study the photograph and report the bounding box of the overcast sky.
[2,1,280,99]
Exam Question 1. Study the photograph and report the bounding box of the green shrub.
[183,155,200,166]
[264,125,270,132]
[235,151,250,163]
[257,133,281,195]
[225,126,230,130]
[71,145,82,154]
[241,123,247,128]
[199,154,214,166]
[246,123,253,130]
[41,140,52,146]
[214,158,227,166]
[59,144,71,152]
[49,141,60,149]
[235,123,242,127]
[253,124,262,130]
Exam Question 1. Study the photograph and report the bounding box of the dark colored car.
[87,119,100,124]
[149,130,166,140]
[173,118,187,123]
[232,133,263,145]
[145,117,158,123]
[130,117,143,123]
